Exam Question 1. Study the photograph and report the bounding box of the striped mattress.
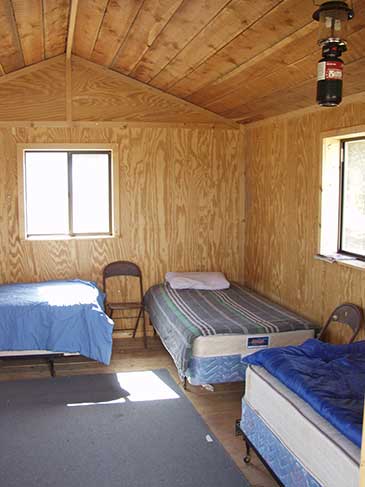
[144,282,316,378]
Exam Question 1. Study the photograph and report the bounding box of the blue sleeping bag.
[243,339,365,448]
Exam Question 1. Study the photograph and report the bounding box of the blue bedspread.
[0,280,114,365]
[243,339,365,448]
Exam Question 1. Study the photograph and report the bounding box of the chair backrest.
[318,303,364,344]
[103,261,143,295]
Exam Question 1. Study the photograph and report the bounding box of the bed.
[240,339,365,487]
[0,279,114,368]
[143,281,317,385]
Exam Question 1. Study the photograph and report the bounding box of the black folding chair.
[103,261,147,348]
[318,303,364,344]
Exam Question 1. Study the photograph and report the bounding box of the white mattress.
[191,329,314,358]
[245,365,360,487]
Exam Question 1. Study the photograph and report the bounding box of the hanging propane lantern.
[313,1,354,106]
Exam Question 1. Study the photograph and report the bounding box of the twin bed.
[240,339,364,487]
[144,280,317,385]
[0,279,114,371]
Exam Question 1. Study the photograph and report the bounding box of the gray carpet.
[0,369,250,487]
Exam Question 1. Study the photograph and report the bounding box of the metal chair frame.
[103,261,147,348]
[318,303,364,344]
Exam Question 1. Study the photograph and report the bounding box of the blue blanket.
[243,339,365,448]
[0,280,114,365]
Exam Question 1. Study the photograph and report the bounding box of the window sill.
[24,234,118,242]
[314,254,365,271]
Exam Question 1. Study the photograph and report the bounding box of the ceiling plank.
[43,0,70,59]
[66,0,79,59]
[90,0,144,66]
[0,0,24,73]
[165,0,316,99]
[188,22,318,109]
[72,0,109,59]
[200,18,365,117]
[234,55,365,124]
[182,0,365,107]
[12,0,44,65]
[111,0,183,75]
[130,0,232,83]
[150,0,281,91]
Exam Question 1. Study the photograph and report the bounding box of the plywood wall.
[244,101,365,339]
[0,55,237,128]
[0,126,244,333]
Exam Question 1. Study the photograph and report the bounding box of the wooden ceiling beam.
[0,120,236,129]
[66,0,79,59]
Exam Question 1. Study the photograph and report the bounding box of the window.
[18,146,119,239]
[319,130,365,264]
[339,139,365,258]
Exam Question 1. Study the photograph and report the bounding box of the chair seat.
[107,302,143,311]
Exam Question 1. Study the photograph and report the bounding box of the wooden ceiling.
[1,0,365,124]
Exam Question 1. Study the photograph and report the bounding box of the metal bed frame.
[0,352,78,377]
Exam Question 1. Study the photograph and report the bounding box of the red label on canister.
[317,61,343,81]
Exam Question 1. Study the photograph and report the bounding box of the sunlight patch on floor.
[67,370,180,407]
[116,370,180,402]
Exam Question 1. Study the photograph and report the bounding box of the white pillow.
[165,272,230,290]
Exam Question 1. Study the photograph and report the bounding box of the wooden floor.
[0,337,278,487]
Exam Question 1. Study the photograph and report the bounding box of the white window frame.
[318,126,365,269]
[17,144,120,240]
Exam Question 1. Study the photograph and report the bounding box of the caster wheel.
[243,455,251,464]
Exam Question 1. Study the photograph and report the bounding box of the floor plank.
[0,337,278,487]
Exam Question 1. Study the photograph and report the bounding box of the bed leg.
[183,376,187,390]
[48,358,56,377]
[243,437,251,464]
